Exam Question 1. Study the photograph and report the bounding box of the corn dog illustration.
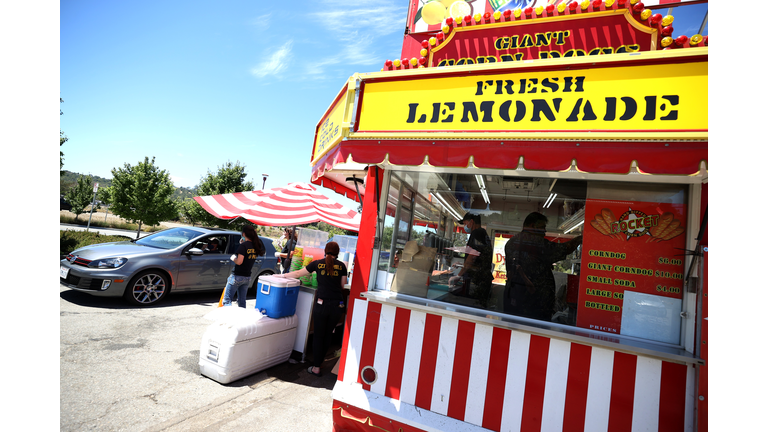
[592,214,612,234]
[591,218,611,236]
[655,218,680,240]
[648,212,674,242]
[600,208,625,241]
[659,226,685,242]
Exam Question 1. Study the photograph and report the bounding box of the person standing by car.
[222,225,265,308]
[275,241,347,376]
[278,228,298,273]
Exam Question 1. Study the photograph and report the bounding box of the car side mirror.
[187,248,204,256]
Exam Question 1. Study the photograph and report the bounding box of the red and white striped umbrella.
[193,182,361,232]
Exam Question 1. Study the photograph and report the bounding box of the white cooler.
[199,307,298,384]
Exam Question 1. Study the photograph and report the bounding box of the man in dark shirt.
[503,212,582,320]
[457,213,494,305]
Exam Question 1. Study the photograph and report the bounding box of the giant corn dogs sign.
[357,60,707,139]
[577,199,687,338]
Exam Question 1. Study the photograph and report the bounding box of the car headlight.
[88,257,128,269]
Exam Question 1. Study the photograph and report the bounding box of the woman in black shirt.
[222,224,265,308]
[276,241,347,376]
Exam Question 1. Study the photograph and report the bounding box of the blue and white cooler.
[255,275,301,318]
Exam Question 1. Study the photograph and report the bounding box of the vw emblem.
[69,255,78,263]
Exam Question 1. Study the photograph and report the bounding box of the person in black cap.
[455,213,494,305]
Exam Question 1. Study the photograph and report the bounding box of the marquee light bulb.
[641,9,652,20]
[493,11,501,20]
[690,34,703,46]
[535,5,544,16]
[662,15,674,26]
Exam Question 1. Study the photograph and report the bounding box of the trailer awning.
[310,49,708,196]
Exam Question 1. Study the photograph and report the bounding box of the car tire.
[250,270,274,297]
[123,270,170,306]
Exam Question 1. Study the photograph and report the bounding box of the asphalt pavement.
[59,275,344,431]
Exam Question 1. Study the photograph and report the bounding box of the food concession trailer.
[309,1,707,431]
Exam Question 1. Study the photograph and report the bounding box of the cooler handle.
[260,281,271,295]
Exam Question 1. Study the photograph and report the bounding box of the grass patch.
[60,230,133,256]
[60,213,163,233]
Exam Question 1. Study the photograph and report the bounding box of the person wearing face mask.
[455,213,494,302]
[503,212,582,320]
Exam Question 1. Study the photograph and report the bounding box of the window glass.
[373,171,689,345]
[136,228,204,249]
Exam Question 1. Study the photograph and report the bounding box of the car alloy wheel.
[125,271,169,306]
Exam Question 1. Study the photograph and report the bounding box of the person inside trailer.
[454,213,494,302]
[503,212,582,321]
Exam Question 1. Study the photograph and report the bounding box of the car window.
[189,235,228,253]
[136,228,204,250]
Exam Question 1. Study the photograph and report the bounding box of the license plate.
[60,266,70,279]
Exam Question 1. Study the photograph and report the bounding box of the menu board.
[576,199,687,335]
[492,234,508,285]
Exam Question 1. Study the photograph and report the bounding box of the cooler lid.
[203,308,298,343]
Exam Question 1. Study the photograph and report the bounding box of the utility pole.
[86,183,99,231]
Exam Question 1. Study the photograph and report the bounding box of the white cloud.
[250,40,293,78]
[308,6,406,37]
[249,13,272,31]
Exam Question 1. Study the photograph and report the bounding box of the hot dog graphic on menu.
[590,208,684,242]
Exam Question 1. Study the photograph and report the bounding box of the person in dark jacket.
[276,241,347,377]
[278,228,298,273]
[503,212,582,320]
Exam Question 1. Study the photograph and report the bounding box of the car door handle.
[219,260,230,264]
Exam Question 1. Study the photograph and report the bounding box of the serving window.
[373,170,690,346]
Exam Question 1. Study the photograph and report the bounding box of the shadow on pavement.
[60,286,228,310]
[205,329,346,392]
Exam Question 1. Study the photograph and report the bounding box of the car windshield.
[135,227,205,250]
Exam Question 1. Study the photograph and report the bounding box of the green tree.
[110,157,178,238]
[179,197,202,226]
[185,161,255,228]
[65,175,97,220]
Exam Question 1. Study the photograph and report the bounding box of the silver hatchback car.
[60,227,280,306]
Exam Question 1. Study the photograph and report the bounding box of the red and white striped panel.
[334,299,695,432]
[193,182,361,231]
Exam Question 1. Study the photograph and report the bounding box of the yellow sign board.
[312,79,356,165]
[357,61,707,137]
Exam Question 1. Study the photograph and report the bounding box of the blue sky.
[59,1,707,204]
[59,0,410,209]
